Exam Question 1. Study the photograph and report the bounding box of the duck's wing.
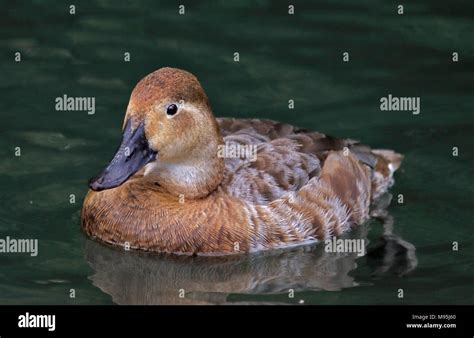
[216,118,375,203]
[217,118,377,165]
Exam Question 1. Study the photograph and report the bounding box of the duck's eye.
[166,104,178,116]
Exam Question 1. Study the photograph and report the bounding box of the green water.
[0,0,472,304]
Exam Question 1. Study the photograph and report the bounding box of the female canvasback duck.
[81,67,403,255]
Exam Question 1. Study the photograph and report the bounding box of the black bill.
[89,119,157,191]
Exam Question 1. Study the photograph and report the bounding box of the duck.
[81,67,403,256]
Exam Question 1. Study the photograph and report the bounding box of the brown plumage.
[81,67,403,255]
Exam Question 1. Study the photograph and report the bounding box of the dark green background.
[0,0,472,304]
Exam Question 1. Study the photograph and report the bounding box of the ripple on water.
[0,131,92,177]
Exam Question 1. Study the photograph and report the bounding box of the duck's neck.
[143,141,225,199]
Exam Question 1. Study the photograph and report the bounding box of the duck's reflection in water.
[85,241,357,305]
[84,208,417,305]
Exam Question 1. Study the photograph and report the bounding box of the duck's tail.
[370,149,403,200]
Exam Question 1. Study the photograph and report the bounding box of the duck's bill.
[89,120,157,191]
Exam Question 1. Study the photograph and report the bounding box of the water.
[0,0,472,304]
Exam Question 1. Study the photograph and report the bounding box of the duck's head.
[89,67,224,198]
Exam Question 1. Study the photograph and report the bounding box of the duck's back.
[217,118,402,206]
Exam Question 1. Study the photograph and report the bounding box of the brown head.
[89,67,225,198]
